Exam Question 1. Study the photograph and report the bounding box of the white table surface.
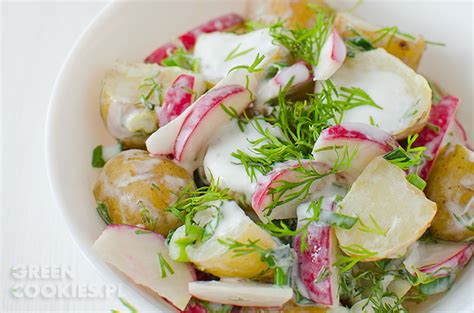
[0,1,153,312]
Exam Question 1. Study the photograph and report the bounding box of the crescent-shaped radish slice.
[92,224,195,310]
[312,123,398,181]
[188,280,293,307]
[312,28,346,81]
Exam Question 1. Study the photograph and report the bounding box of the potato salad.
[90,1,473,312]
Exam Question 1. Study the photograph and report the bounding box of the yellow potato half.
[93,149,194,235]
[334,12,426,70]
[426,144,474,241]
[335,157,437,260]
[186,201,277,279]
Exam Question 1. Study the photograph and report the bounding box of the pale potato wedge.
[335,157,437,260]
[329,48,432,140]
[246,0,332,29]
[100,62,198,148]
[185,201,277,279]
[334,12,426,70]
[426,144,474,241]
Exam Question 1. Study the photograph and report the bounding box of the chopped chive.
[157,252,175,278]
[92,145,105,168]
[119,297,137,313]
[407,172,427,191]
[96,202,112,225]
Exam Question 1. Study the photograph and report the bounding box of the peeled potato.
[335,157,437,260]
[426,144,474,241]
[334,12,426,70]
[246,0,332,29]
[93,149,194,235]
[100,62,189,148]
[186,201,277,279]
[329,48,431,140]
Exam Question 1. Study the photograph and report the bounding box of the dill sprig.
[137,200,158,230]
[357,214,388,237]
[453,212,474,232]
[261,196,357,252]
[138,75,163,110]
[157,252,175,278]
[231,81,380,181]
[225,43,255,62]
[334,244,378,273]
[218,238,293,285]
[384,134,426,170]
[228,53,266,74]
[167,177,232,246]
[269,12,334,67]
[373,26,416,45]
[161,46,199,72]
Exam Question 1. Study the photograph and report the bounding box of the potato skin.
[334,12,426,70]
[426,144,474,241]
[93,149,194,235]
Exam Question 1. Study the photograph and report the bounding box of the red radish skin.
[294,226,336,306]
[412,96,459,179]
[145,13,244,64]
[321,124,395,151]
[252,161,338,222]
[173,85,250,168]
[178,13,244,50]
[160,74,196,126]
[312,123,398,182]
[312,28,346,81]
[418,243,472,277]
[145,42,178,64]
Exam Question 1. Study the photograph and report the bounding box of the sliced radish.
[145,13,244,64]
[312,123,398,181]
[411,95,459,179]
[188,280,293,307]
[159,74,206,126]
[146,69,257,156]
[294,202,339,307]
[255,61,312,107]
[173,85,252,171]
[252,160,349,222]
[92,224,195,310]
[403,241,472,278]
[327,48,431,139]
[312,28,346,81]
[443,118,469,147]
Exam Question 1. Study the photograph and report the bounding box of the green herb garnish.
[157,252,175,278]
[96,202,112,225]
[119,297,137,313]
[161,47,198,72]
[269,12,333,67]
[138,75,163,110]
[357,214,388,236]
[92,145,106,168]
[225,43,255,62]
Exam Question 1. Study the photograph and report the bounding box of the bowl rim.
[45,1,176,311]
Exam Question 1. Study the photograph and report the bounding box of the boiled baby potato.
[93,149,194,235]
[100,62,189,149]
[426,144,474,241]
[334,12,426,70]
[246,0,332,29]
[335,157,437,260]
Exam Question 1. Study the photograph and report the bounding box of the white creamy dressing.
[194,29,287,84]
[333,69,413,134]
[326,48,430,136]
[187,200,251,260]
[296,183,347,221]
[203,119,283,199]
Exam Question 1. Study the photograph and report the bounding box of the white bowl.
[46,1,473,312]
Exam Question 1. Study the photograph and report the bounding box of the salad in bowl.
[88,1,473,312]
